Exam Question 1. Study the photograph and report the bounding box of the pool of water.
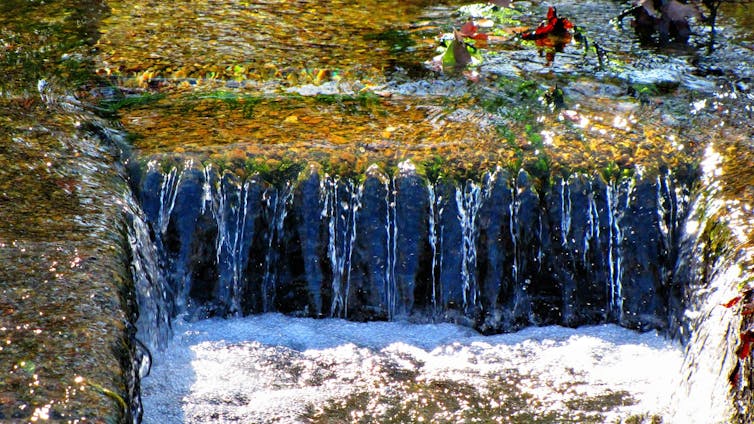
[142,314,684,423]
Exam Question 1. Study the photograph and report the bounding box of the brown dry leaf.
[452,30,472,68]
[301,116,323,125]
[661,0,701,21]
[636,0,661,18]
[489,0,513,7]
[330,134,348,144]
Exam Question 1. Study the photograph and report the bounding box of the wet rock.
[434,179,465,315]
[507,171,538,329]
[291,167,327,316]
[349,168,391,320]
[393,168,431,318]
[476,169,515,332]
[618,176,668,331]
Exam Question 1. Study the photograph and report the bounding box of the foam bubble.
[141,314,683,423]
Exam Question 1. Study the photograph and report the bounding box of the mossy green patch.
[98,92,166,115]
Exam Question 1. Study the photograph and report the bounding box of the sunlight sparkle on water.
[612,115,631,131]
[141,314,683,423]
[701,145,723,181]
[540,129,554,145]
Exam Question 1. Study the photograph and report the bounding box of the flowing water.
[2,0,754,422]
[142,314,683,423]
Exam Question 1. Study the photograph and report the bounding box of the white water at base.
[141,315,684,424]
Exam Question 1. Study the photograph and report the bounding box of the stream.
[1,0,753,422]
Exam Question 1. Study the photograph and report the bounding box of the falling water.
[123,191,172,351]
[585,183,600,264]
[510,178,520,285]
[427,184,441,315]
[261,183,293,312]
[156,162,181,236]
[203,171,255,316]
[127,160,708,341]
[322,176,361,317]
[456,180,483,314]
[606,181,624,316]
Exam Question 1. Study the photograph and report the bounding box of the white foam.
[141,314,683,423]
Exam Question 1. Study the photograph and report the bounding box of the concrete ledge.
[0,97,136,422]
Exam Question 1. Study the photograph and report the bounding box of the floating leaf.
[459,20,479,38]
[737,330,754,359]
[661,0,701,22]
[441,30,472,68]
[459,20,490,42]
[521,7,573,40]
[722,295,742,308]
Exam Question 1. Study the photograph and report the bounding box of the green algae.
[115,70,706,188]
[99,92,166,115]
[0,0,107,93]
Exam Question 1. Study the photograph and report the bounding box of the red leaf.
[737,331,754,359]
[521,7,574,40]
[722,295,743,308]
[547,6,556,21]
[460,21,478,38]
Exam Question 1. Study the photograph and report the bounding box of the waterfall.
[127,160,708,339]
[456,180,483,314]
[427,183,444,316]
[129,157,753,422]
[203,170,255,316]
[606,180,625,317]
[261,183,293,312]
[322,175,361,318]
[123,192,171,351]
